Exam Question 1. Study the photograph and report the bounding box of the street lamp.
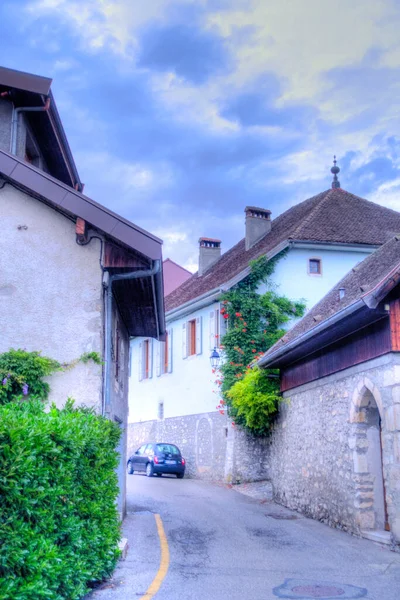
[210,347,220,369]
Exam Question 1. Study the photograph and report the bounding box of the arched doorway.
[352,384,389,533]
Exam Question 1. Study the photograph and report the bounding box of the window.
[156,329,173,376]
[138,339,153,381]
[308,258,322,275]
[182,317,202,358]
[209,306,226,349]
[189,319,196,355]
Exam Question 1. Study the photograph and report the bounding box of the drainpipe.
[103,260,162,416]
[10,97,51,156]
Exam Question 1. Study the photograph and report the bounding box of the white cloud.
[369,178,400,211]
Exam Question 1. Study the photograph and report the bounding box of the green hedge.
[0,400,121,600]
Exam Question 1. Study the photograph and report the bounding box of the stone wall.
[128,411,228,479]
[267,353,400,545]
[128,410,272,482]
[129,353,400,546]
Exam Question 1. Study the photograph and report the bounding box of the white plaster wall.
[129,303,219,422]
[129,245,372,423]
[260,247,371,310]
[0,184,104,410]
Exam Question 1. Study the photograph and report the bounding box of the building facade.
[129,185,400,480]
[0,67,165,517]
[259,237,400,547]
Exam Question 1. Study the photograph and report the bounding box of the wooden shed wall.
[281,317,392,392]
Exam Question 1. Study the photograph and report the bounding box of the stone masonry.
[268,353,400,546]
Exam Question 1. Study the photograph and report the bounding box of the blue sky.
[1,0,400,271]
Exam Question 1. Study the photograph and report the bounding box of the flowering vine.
[215,253,305,435]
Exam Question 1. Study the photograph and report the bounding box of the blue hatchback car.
[127,443,186,478]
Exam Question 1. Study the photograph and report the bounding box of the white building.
[128,179,400,480]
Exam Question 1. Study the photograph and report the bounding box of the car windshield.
[156,444,180,455]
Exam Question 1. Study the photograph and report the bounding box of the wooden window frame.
[189,319,196,356]
[308,257,322,276]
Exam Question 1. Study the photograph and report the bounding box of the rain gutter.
[10,97,51,155]
[103,260,162,415]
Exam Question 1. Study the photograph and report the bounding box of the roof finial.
[331,155,341,189]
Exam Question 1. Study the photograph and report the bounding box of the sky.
[1,0,400,271]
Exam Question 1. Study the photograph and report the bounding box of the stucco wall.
[267,353,400,545]
[0,183,104,410]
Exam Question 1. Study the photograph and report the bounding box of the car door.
[132,445,146,471]
[143,444,154,466]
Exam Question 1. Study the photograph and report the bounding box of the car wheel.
[176,472,184,479]
[127,461,134,475]
[146,463,154,477]
[156,473,162,477]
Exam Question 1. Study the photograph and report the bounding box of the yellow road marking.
[139,514,170,599]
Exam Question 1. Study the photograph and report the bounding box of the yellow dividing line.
[140,514,170,599]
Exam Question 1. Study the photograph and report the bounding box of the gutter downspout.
[10,97,51,156]
[103,260,162,416]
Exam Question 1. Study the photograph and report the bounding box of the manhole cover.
[291,585,345,598]
[273,579,367,599]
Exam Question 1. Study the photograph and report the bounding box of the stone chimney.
[245,206,271,250]
[198,238,221,276]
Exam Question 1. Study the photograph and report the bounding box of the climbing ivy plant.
[215,254,305,435]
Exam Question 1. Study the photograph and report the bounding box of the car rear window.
[156,444,180,455]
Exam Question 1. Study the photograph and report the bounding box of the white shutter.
[148,339,153,379]
[156,341,161,377]
[138,342,143,381]
[209,310,216,350]
[167,328,173,373]
[182,322,187,358]
[196,316,202,355]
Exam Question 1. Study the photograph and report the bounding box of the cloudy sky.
[1,0,400,271]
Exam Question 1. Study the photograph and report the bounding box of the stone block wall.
[128,410,272,482]
[267,353,400,545]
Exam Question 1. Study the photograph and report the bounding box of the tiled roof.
[261,236,400,361]
[165,187,400,312]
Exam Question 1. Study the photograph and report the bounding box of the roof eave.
[258,299,365,369]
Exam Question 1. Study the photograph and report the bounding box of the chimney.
[245,206,271,250]
[198,238,221,276]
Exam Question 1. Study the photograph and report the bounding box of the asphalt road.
[88,474,400,600]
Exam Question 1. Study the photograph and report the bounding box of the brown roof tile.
[165,188,400,312]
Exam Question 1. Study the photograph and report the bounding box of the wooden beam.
[390,299,400,351]
[75,217,88,244]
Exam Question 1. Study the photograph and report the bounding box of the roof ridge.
[289,189,333,240]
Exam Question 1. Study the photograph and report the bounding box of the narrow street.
[87,474,400,600]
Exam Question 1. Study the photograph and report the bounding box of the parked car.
[127,443,185,478]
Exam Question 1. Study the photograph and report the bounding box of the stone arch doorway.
[351,381,389,533]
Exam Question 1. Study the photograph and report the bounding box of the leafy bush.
[0,348,61,405]
[226,367,280,436]
[0,399,121,600]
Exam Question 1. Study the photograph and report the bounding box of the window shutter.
[156,341,161,377]
[148,339,153,379]
[182,322,187,358]
[138,342,143,381]
[209,310,215,350]
[196,316,202,355]
[167,328,173,373]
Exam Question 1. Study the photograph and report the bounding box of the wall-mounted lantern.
[209,347,220,369]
